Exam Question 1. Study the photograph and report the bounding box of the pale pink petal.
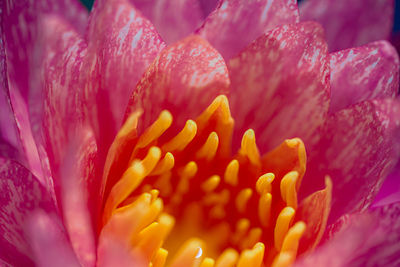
[228,22,330,152]
[330,41,399,112]
[303,99,400,224]
[26,211,80,267]
[2,0,88,100]
[82,0,165,146]
[0,158,55,266]
[125,35,230,132]
[60,129,97,267]
[130,0,205,43]
[295,203,400,267]
[299,0,394,52]
[198,0,299,59]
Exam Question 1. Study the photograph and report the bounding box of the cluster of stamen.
[100,96,309,267]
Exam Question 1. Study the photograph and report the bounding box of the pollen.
[100,95,331,267]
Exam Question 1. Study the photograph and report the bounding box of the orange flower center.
[99,95,328,267]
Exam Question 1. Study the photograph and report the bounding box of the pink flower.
[0,0,399,266]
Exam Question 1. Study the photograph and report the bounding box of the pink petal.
[299,0,394,52]
[295,203,400,267]
[125,34,230,132]
[26,211,80,267]
[198,0,219,16]
[329,41,399,112]
[2,0,88,100]
[0,158,55,266]
[303,99,400,224]
[82,0,165,146]
[198,0,299,59]
[228,22,330,152]
[373,160,400,207]
[60,129,97,267]
[130,0,205,43]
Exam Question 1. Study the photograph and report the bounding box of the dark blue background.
[79,0,400,32]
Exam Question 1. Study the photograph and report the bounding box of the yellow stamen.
[162,120,197,151]
[281,221,306,255]
[240,129,260,166]
[280,171,299,209]
[196,132,219,160]
[241,227,262,249]
[271,252,295,267]
[152,248,168,267]
[274,207,295,251]
[142,147,162,175]
[215,248,239,267]
[256,173,275,194]
[151,152,175,176]
[200,258,215,267]
[169,239,205,267]
[202,175,221,192]
[237,243,265,267]
[137,110,173,148]
[224,159,239,186]
[236,188,253,213]
[258,192,272,227]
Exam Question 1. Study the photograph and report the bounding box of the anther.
[258,192,272,227]
[215,248,239,267]
[142,147,162,176]
[162,120,197,151]
[281,221,306,255]
[200,258,215,267]
[280,171,299,209]
[224,159,239,186]
[240,129,261,166]
[152,248,168,267]
[137,110,173,148]
[196,132,219,160]
[236,188,253,213]
[256,173,275,194]
[151,152,175,176]
[202,175,221,192]
[274,207,295,251]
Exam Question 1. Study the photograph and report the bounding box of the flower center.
[100,95,324,267]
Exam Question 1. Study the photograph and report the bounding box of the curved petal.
[0,158,55,266]
[60,129,97,267]
[303,99,400,224]
[198,0,220,16]
[26,211,80,267]
[130,0,205,43]
[198,0,299,59]
[82,0,165,147]
[299,0,394,52]
[295,203,400,267]
[2,0,88,101]
[125,34,230,132]
[329,41,399,113]
[373,160,400,207]
[228,22,330,152]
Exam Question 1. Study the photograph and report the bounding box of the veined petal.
[60,129,97,267]
[0,158,55,266]
[299,0,394,52]
[198,0,299,59]
[83,0,165,146]
[125,35,230,132]
[26,212,80,267]
[304,99,400,224]
[130,0,205,43]
[329,41,399,112]
[2,0,88,101]
[295,203,400,267]
[373,161,400,207]
[198,0,219,16]
[228,22,330,152]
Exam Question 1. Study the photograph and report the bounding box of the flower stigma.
[99,95,331,267]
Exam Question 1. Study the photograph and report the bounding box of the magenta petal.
[131,0,205,43]
[303,99,400,224]
[60,129,97,267]
[373,160,400,207]
[330,41,399,112]
[26,211,80,267]
[83,0,165,145]
[0,158,55,266]
[125,35,230,131]
[299,0,394,52]
[2,0,88,101]
[228,22,330,152]
[198,0,299,59]
[295,203,400,267]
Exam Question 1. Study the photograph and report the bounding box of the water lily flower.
[1,0,400,266]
